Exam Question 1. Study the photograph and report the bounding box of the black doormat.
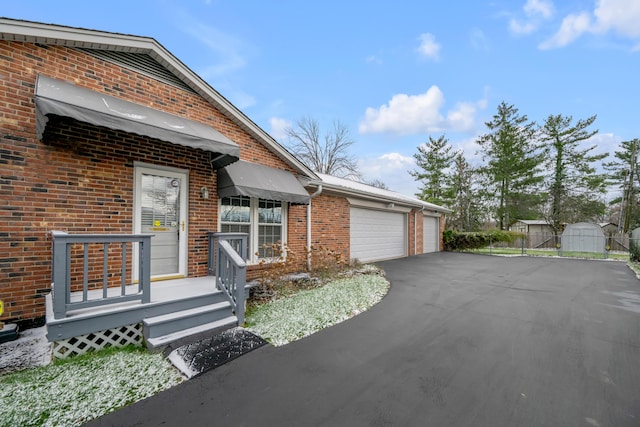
[168,328,267,378]
[0,324,19,344]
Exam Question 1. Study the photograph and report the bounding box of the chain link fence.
[468,228,631,260]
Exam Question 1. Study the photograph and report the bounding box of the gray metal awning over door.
[218,161,310,204]
[34,75,240,169]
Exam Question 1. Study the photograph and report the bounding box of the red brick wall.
[412,209,423,255]
[309,194,350,261]
[0,41,309,322]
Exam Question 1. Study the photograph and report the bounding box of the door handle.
[181,220,185,231]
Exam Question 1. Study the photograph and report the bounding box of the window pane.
[258,199,282,224]
[221,196,250,223]
[258,225,282,258]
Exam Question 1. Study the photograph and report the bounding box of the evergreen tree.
[410,135,456,206]
[448,153,483,230]
[605,138,640,233]
[476,102,543,230]
[539,114,607,233]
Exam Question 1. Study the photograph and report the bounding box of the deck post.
[236,262,246,325]
[139,235,152,304]
[51,231,69,319]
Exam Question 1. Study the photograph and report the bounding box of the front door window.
[141,174,181,276]
[134,164,188,279]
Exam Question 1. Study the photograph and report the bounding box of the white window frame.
[219,196,288,264]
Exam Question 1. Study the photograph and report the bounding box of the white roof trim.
[0,18,316,179]
[313,173,451,213]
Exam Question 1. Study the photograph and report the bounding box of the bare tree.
[285,117,360,179]
[365,179,389,189]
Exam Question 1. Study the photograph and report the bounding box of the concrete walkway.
[86,253,640,426]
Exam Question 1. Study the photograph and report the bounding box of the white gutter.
[307,184,323,270]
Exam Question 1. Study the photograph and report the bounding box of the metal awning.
[218,161,310,204]
[34,75,240,169]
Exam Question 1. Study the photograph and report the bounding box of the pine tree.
[605,138,640,233]
[476,102,543,230]
[539,114,607,233]
[448,153,483,230]
[410,135,456,206]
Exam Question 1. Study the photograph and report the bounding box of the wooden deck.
[46,276,233,345]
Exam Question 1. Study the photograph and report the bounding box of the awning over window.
[218,161,310,204]
[34,75,240,169]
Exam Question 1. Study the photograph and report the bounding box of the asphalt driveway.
[87,253,640,426]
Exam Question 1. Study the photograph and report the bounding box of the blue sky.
[4,0,640,198]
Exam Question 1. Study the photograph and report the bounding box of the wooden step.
[145,315,238,352]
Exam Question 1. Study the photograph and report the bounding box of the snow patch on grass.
[0,347,183,427]
[0,269,389,425]
[245,274,389,346]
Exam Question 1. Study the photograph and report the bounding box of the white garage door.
[350,207,406,262]
[423,216,439,253]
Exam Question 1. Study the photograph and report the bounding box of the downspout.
[307,184,323,270]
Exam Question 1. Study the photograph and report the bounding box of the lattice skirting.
[52,323,143,359]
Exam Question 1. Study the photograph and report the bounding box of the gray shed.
[561,222,606,254]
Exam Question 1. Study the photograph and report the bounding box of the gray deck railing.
[208,232,248,324]
[216,239,247,324]
[208,232,248,275]
[51,231,152,319]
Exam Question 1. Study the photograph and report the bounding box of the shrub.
[630,238,640,262]
[308,244,345,281]
[250,243,349,304]
[443,229,522,251]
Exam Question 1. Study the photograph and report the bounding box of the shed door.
[423,216,439,253]
[350,207,406,262]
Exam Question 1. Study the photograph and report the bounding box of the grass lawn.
[0,267,389,427]
[467,247,630,261]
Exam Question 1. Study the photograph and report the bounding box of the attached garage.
[350,207,407,262]
[307,173,450,265]
[423,215,440,253]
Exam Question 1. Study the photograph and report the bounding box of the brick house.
[0,18,447,355]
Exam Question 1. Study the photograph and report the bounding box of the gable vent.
[75,48,196,93]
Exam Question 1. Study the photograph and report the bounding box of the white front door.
[134,164,188,279]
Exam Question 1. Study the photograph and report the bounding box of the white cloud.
[359,87,445,135]
[358,153,418,196]
[593,0,640,40]
[470,28,490,51]
[417,33,441,60]
[172,9,256,107]
[585,132,620,155]
[358,86,486,135]
[540,0,640,49]
[365,55,383,65]
[180,21,247,78]
[447,102,482,132]
[524,0,554,19]
[509,0,555,35]
[539,12,592,49]
[269,117,292,142]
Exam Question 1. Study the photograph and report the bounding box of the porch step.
[145,315,238,352]
[143,301,238,352]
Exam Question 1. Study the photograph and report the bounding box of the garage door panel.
[350,207,406,262]
[423,216,439,253]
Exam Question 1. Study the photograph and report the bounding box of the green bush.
[630,238,640,262]
[443,229,522,251]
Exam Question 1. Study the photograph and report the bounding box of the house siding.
[0,41,309,322]
[310,194,350,261]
